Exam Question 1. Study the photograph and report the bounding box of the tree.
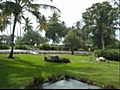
[63,28,83,55]
[45,12,67,44]
[82,1,118,49]
[37,15,48,31]
[21,30,44,46]
[22,17,33,33]
[74,21,90,50]
[0,0,60,58]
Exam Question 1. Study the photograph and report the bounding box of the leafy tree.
[63,28,84,55]
[46,12,67,44]
[82,1,118,49]
[74,21,90,50]
[21,30,44,46]
[0,0,60,58]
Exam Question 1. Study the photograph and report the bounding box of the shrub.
[39,43,51,50]
[94,49,119,61]
[15,45,28,50]
[0,44,9,49]
[50,45,57,50]
[103,85,118,89]
[25,76,44,89]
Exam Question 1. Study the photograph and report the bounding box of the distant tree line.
[0,0,119,56]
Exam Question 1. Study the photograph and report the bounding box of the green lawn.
[0,54,119,89]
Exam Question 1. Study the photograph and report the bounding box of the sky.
[1,0,119,40]
[35,0,108,27]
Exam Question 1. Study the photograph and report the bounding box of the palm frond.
[22,17,33,32]
[0,18,10,32]
[0,1,14,16]
[27,9,41,19]
[37,15,48,31]
[27,3,39,11]
[37,4,61,13]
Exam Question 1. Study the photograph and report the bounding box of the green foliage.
[22,30,44,46]
[15,45,28,50]
[46,13,68,44]
[25,76,44,89]
[50,45,57,50]
[56,45,65,51]
[37,44,67,51]
[63,28,84,53]
[94,49,119,61]
[0,44,9,49]
[106,39,120,49]
[82,1,118,49]
[39,43,52,50]
[0,0,60,58]
[89,46,98,51]
[15,37,24,45]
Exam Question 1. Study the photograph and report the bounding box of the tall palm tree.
[82,1,117,49]
[0,0,60,58]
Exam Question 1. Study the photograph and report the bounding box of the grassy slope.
[0,54,119,89]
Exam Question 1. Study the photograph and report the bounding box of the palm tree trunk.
[8,15,17,58]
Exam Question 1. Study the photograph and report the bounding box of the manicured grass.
[0,54,119,89]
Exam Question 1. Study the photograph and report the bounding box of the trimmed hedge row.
[38,43,56,50]
[0,44,9,49]
[94,49,120,61]
[15,45,29,50]
[38,43,69,51]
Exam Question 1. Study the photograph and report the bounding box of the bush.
[94,49,119,61]
[0,44,9,49]
[25,76,44,89]
[103,85,118,89]
[56,46,61,51]
[39,43,51,50]
[15,45,28,50]
[50,45,57,50]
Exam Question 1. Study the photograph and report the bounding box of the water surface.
[43,79,101,89]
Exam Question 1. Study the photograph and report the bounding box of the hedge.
[0,44,9,49]
[94,49,119,61]
[15,45,29,50]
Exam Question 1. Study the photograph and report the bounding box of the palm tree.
[22,17,33,33]
[37,15,48,31]
[0,0,60,58]
[82,1,117,49]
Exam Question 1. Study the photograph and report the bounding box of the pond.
[43,79,101,89]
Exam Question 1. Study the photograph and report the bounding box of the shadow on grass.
[0,55,108,89]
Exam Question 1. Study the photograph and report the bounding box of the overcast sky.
[35,0,108,27]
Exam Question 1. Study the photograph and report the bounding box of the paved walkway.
[0,49,92,54]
